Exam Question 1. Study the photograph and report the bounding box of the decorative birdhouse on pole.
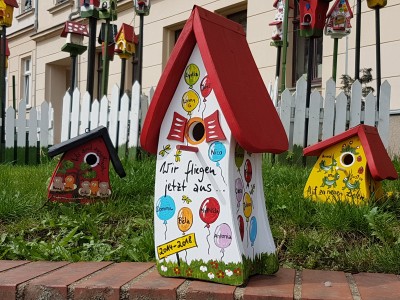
[298,0,332,37]
[325,0,353,38]
[98,0,117,20]
[115,23,138,59]
[133,0,151,16]
[367,0,387,8]
[269,0,293,46]
[98,23,117,60]
[47,126,126,204]
[303,125,398,204]
[140,6,288,286]
[61,21,89,56]
[80,0,100,18]
[0,0,18,27]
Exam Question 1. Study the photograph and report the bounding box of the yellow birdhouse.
[367,0,387,9]
[115,23,137,59]
[303,125,398,204]
[0,0,18,27]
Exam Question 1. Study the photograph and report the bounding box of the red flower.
[233,268,241,276]
[174,267,180,275]
[210,261,219,269]
[217,270,225,278]
[186,268,193,276]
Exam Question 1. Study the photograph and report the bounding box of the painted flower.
[225,269,233,277]
[160,265,167,272]
[200,265,208,272]
[174,266,180,275]
[208,272,215,279]
[233,268,242,276]
[210,261,219,269]
[217,270,225,278]
[186,268,193,277]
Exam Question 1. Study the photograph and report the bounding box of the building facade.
[5,0,400,153]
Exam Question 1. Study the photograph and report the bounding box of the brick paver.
[186,279,236,300]
[353,272,400,300]
[0,260,30,272]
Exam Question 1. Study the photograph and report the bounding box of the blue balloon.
[208,141,226,165]
[156,195,176,224]
[249,216,257,246]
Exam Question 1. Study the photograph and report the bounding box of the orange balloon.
[177,207,193,233]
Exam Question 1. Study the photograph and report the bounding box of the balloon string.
[238,168,243,181]
[218,165,226,185]
[221,249,225,260]
[206,227,211,255]
[185,249,188,262]
[201,101,207,119]
[198,99,202,112]
[164,223,167,240]
[253,246,255,259]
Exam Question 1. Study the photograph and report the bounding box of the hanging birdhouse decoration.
[115,23,138,59]
[80,0,100,18]
[269,0,293,46]
[367,0,387,8]
[0,0,18,27]
[325,0,353,38]
[303,125,398,204]
[98,23,118,60]
[47,126,126,204]
[298,0,332,37]
[133,0,151,16]
[60,21,89,56]
[140,6,288,286]
[98,0,117,20]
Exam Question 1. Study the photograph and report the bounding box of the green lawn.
[0,156,399,274]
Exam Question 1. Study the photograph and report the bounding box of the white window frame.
[22,0,33,13]
[22,57,32,108]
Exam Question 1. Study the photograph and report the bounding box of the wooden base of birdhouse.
[61,43,88,56]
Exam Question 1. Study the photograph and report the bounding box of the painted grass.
[0,156,399,274]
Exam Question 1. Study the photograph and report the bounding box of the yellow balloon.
[243,192,253,221]
[182,90,199,115]
[177,207,193,233]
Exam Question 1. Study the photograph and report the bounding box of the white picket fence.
[60,82,151,156]
[275,77,390,150]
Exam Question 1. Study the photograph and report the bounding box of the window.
[22,57,31,107]
[22,0,32,12]
[226,10,247,34]
[292,1,323,85]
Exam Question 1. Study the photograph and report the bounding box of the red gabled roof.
[304,125,398,181]
[4,0,18,8]
[327,0,353,18]
[140,6,288,154]
[115,23,138,44]
[60,21,89,37]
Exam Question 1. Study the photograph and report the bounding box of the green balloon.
[184,64,200,87]
[235,143,245,169]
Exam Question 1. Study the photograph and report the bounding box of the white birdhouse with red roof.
[269,0,293,45]
[140,6,288,285]
[61,21,89,56]
[325,0,353,38]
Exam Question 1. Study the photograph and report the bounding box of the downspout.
[34,0,38,31]
[68,0,81,93]
[68,0,81,20]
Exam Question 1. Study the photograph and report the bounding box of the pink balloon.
[235,178,244,203]
[200,75,212,99]
[214,223,232,249]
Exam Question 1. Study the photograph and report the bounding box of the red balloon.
[244,159,252,185]
[238,215,244,241]
[200,75,212,99]
[199,197,220,228]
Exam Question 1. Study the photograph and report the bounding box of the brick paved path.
[0,261,399,299]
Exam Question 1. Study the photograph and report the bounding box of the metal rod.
[120,58,126,101]
[138,14,144,93]
[303,37,314,166]
[332,38,338,82]
[86,17,97,100]
[70,54,77,97]
[280,0,290,92]
[275,46,282,78]
[375,8,381,107]
[12,75,16,110]
[355,0,361,80]
[0,26,6,162]
[101,20,111,98]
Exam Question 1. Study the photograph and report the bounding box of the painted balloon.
[200,75,212,99]
[243,192,253,221]
[244,159,253,185]
[181,90,200,115]
[156,195,176,224]
[249,216,257,246]
[238,215,245,241]
[208,141,226,166]
[214,223,232,249]
[184,63,200,87]
[199,197,220,228]
[235,177,244,203]
[177,207,193,234]
[235,143,245,169]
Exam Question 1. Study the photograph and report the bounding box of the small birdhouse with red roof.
[0,0,18,27]
[98,23,117,60]
[140,6,288,285]
[80,0,100,18]
[48,126,126,204]
[115,23,138,59]
[299,0,332,37]
[303,125,398,204]
[98,0,117,20]
[325,0,353,38]
[269,0,293,46]
[61,21,89,56]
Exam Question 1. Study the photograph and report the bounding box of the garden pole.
[70,54,77,97]
[332,38,338,82]
[101,20,111,98]
[375,7,381,107]
[303,37,314,166]
[120,57,126,100]
[138,13,144,94]
[87,17,97,100]
[280,0,290,92]
[355,0,361,80]
[0,26,6,162]
[275,45,282,78]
